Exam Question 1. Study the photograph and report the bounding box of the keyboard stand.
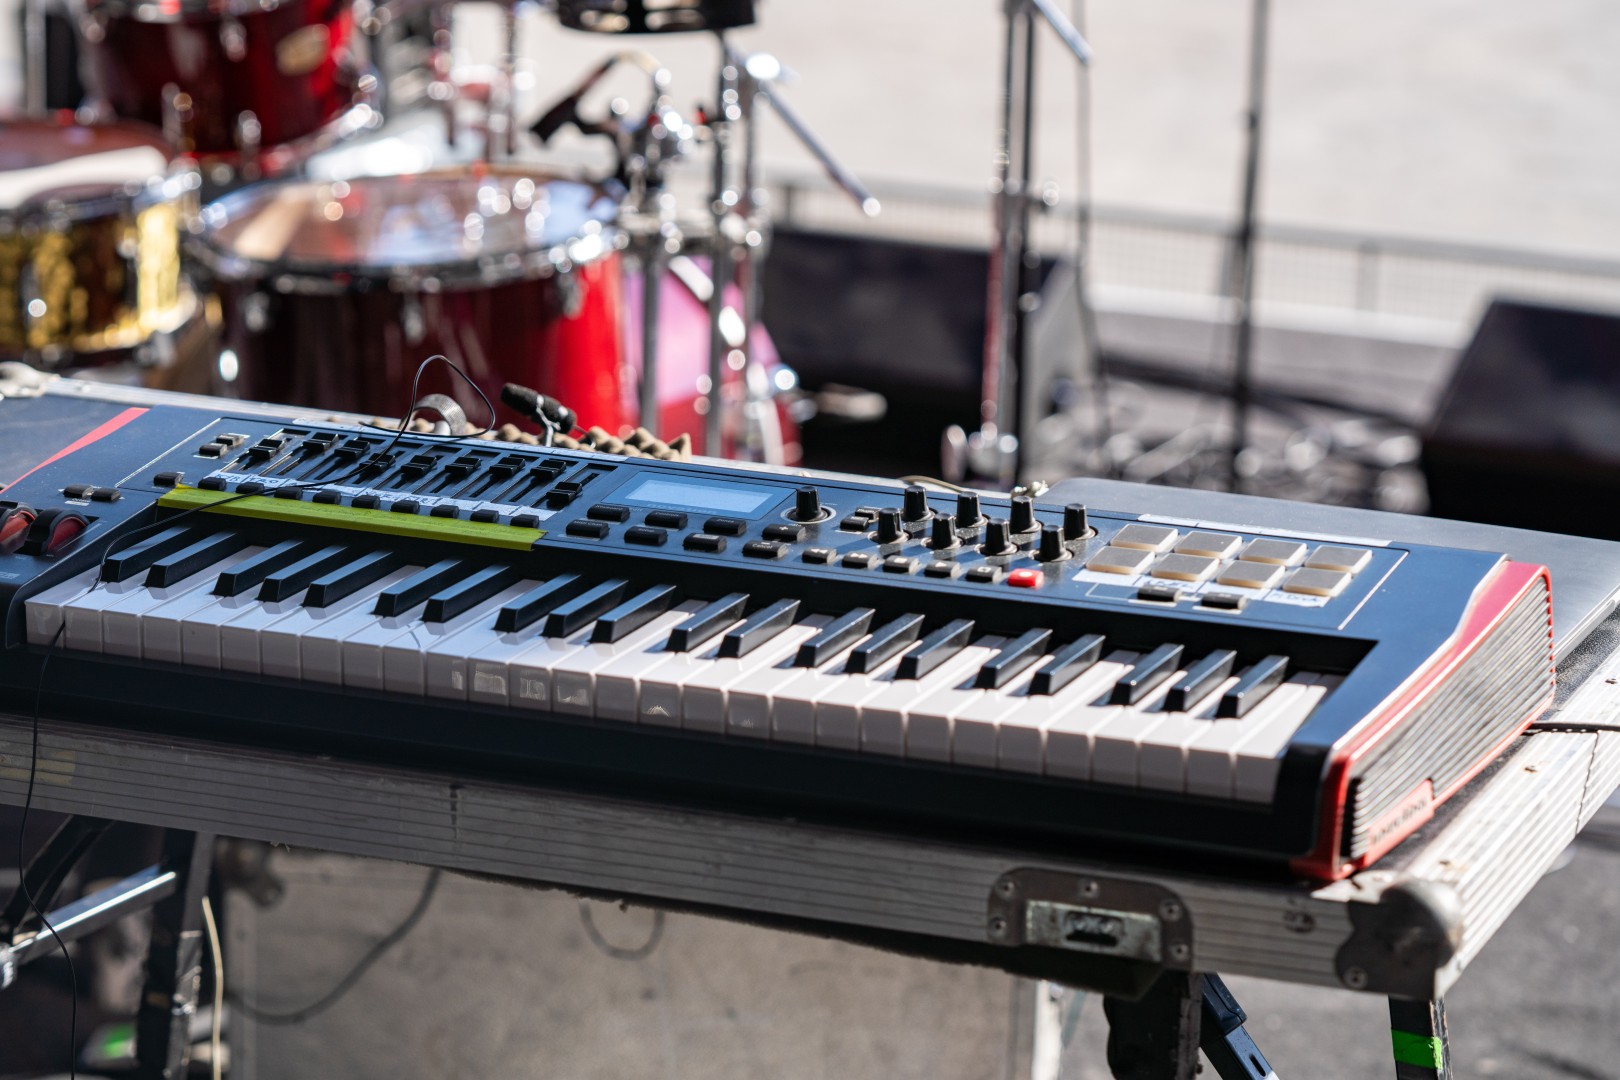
[0,818,215,1080]
[0,612,1614,1077]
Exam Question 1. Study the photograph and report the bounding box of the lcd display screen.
[617,476,780,516]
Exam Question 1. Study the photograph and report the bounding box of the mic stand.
[953,0,1092,488]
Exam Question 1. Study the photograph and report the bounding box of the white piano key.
[1133,674,1245,794]
[459,622,571,709]
[868,641,1004,760]
[338,603,431,691]
[1182,673,1324,800]
[25,568,105,646]
[420,580,548,701]
[683,623,822,734]
[724,615,829,739]
[594,611,740,723]
[381,584,536,697]
[1231,674,1338,803]
[753,648,861,746]
[990,672,1076,774]
[60,574,143,652]
[294,569,422,684]
[813,663,895,751]
[217,596,310,674]
[141,547,270,663]
[178,592,267,670]
[549,606,701,717]
[1039,651,1141,780]
[261,567,420,683]
[100,550,260,658]
[506,626,600,714]
[1087,672,1185,788]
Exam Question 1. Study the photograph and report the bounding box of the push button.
[152,472,183,489]
[923,561,958,579]
[1305,545,1372,573]
[645,510,688,529]
[703,516,747,536]
[1201,592,1248,612]
[88,486,120,502]
[199,476,226,491]
[63,484,92,500]
[802,547,836,564]
[1283,567,1351,597]
[1006,568,1042,588]
[511,514,541,529]
[566,520,610,539]
[685,533,727,553]
[1175,531,1242,558]
[764,523,805,543]
[965,565,1001,583]
[1150,554,1218,582]
[274,487,303,500]
[351,494,380,509]
[839,515,872,532]
[1216,561,1283,589]
[1242,538,1306,566]
[470,508,501,523]
[587,503,631,522]
[236,481,266,496]
[743,540,787,559]
[1086,546,1154,575]
[430,504,461,519]
[882,555,917,574]
[841,552,876,570]
[1111,524,1179,552]
[625,526,668,546]
[197,442,226,458]
[1136,583,1182,603]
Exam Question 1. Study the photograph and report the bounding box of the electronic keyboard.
[0,393,1555,880]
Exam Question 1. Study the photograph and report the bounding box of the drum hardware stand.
[0,818,216,1080]
[701,42,877,459]
[947,0,1092,490]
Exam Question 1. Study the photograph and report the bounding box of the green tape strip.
[1390,1030,1445,1070]
[157,486,545,551]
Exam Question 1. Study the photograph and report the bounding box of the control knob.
[876,508,905,545]
[955,491,983,528]
[1036,525,1068,562]
[1009,496,1037,535]
[902,485,932,523]
[1064,503,1090,541]
[981,519,1016,557]
[929,514,958,550]
[792,486,824,522]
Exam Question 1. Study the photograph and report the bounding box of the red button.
[1007,569,1042,588]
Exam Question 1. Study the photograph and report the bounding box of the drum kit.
[2,0,876,463]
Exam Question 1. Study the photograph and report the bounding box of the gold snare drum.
[0,114,197,365]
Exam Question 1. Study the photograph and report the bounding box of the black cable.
[15,622,79,1080]
[577,901,665,962]
[10,354,489,1067]
[228,868,442,1026]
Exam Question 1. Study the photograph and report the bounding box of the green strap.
[1391,1030,1446,1070]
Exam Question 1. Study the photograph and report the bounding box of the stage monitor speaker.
[1422,297,1620,540]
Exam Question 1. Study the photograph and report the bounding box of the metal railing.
[766,173,1620,338]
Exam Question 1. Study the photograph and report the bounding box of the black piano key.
[1029,634,1105,696]
[896,619,975,680]
[1217,655,1291,719]
[1165,649,1239,712]
[1110,643,1186,706]
[717,598,800,659]
[494,575,585,632]
[143,533,248,588]
[591,584,679,643]
[372,559,471,617]
[668,592,748,652]
[256,545,354,603]
[543,579,629,638]
[846,613,925,675]
[303,550,405,608]
[794,607,875,668]
[101,526,201,582]
[422,565,525,623]
[975,627,1053,689]
[214,540,320,597]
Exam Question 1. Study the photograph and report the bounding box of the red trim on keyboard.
[1290,560,1555,881]
[3,407,148,489]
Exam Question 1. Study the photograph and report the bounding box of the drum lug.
[235,113,263,182]
[555,268,584,318]
[220,17,249,63]
[242,293,272,334]
[400,293,426,345]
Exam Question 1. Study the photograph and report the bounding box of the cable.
[12,354,485,1069]
[896,475,967,493]
[227,867,441,1026]
[578,901,665,962]
[14,622,79,1080]
[201,896,224,1080]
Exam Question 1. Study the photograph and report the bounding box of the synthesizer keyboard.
[0,393,1554,880]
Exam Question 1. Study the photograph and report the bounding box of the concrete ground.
[229,810,1620,1080]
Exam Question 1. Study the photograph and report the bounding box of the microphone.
[500,383,578,433]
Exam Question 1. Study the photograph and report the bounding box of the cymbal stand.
[953,0,1093,487]
[702,44,878,459]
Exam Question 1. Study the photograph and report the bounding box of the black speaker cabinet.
[1422,298,1620,539]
